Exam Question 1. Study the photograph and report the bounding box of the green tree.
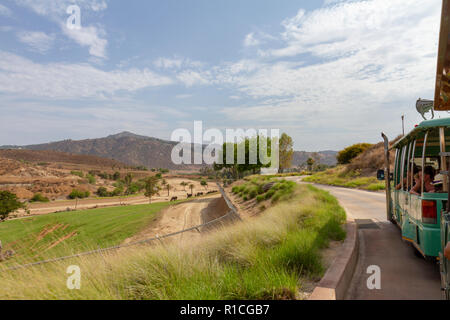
[200,179,208,190]
[145,176,161,203]
[279,133,294,172]
[306,158,315,171]
[112,171,121,181]
[214,135,274,178]
[337,143,373,165]
[0,191,25,221]
[180,181,188,192]
[124,173,133,187]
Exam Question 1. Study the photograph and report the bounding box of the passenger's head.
[424,166,435,182]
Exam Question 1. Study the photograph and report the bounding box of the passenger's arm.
[445,242,450,260]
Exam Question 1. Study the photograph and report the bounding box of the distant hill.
[1,132,337,170]
[1,132,202,170]
[292,150,337,167]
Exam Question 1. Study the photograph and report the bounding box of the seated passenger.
[410,166,435,195]
[396,166,419,191]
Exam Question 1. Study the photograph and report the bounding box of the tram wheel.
[410,243,425,259]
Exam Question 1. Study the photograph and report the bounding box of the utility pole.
[401,115,405,136]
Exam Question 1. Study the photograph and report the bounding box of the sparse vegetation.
[86,173,96,184]
[303,166,385,191]
[30,193,50,203]
[70,171,84,178]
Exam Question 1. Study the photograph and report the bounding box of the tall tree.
[307,158,315,171]
[214,135,274,178]
[166,184,171,196]
[200,179,208,190]
[279,133,294,172]
[144,176,160,204]
[189,184,194,195]
[0,191,25,221]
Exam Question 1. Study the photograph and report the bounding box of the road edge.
[309,220,359,300]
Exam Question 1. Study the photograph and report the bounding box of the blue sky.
[0,0,444,151]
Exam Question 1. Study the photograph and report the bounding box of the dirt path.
[123,194,230,244]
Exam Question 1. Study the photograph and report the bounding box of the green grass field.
[0,201,176,266]
[303,166,385,191]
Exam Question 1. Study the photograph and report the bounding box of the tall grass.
[303,166,385,191]
[0,184,346,300]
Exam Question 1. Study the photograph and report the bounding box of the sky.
[0,0,445,151]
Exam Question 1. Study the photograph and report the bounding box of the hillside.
[0,149,127,169]
[1,132,337,170]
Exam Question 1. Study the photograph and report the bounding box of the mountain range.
[0,132,337,170]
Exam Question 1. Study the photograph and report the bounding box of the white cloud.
[176,70,211,87]
[0,4,12,16]
[0,51,174,99]
[154,57,204,70]
[13,0,109,58]
[17,31,55,53]
[62,24,107,58]
[211,0,441,149]
[244,33,260,47]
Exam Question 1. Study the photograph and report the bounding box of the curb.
[309,220,359,300]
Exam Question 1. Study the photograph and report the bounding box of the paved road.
[289,178,442,300]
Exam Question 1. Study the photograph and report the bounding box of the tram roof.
[391,117,450,149]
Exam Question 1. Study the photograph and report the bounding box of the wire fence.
[2,182,240,272]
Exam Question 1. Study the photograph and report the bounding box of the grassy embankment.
[0,201,181,266]
[303,166,385,191]
[0,180,346,300]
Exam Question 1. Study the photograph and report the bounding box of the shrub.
[337,143,373,165]
[249,190,258,199]
[30,193,50,203]
[96,187,109,197]
[68,189,89,199]
[86,174,96,184]
[71,171,84,178]
[256,195,265,203]
[243,196,248,201]
[265,189,275,200]
[112,187,124,196]
[98,172,109,179]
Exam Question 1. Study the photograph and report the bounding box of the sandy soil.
[123,194,230,244]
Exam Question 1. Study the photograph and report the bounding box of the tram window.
[394,149,401,185]
[421,129,441,193]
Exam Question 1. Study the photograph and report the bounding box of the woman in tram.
[410,166,436,195]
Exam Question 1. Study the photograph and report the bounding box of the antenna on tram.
[401,115,405,136]
[416,98,435,120]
